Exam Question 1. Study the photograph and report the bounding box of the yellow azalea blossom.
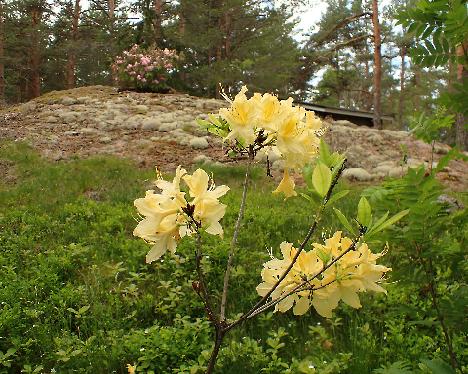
[215,86,325,197]
[256,232,391,318]
[134,166,229,263]
[256,242,322,316]
[304,111,323,130]
[273,169,297,199]
[127,364,136,374]
[183,168,230,237]
[219,86,257,145]
[253,92,287,133]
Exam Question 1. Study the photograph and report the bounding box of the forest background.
[1,0,467,148]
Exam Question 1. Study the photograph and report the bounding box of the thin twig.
[195,232,218,325]
[220,154,253,321]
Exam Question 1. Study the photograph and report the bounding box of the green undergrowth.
[0,142,465,373]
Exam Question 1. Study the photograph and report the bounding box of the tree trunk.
[224,12,231,59]
[29,5,43,99]
[214,13,224,100]
[215,42,222,99]
[108,0,115,21]
[363,43,372,111]
[178,9,186,83]
[371,0,382,129]
[455,43,467,150]
[398,45,406,129]
[0,1,5,103]
[153,0,163,45]
[66,0,80,89]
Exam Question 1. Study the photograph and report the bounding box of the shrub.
[112,45,178,93]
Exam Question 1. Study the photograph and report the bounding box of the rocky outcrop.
[1,85,466,190]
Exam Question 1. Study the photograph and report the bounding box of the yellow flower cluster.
[256,232,391,318]
[133,166,229,263]
[219,86,324,198]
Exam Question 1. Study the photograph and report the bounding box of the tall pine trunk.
[29,5,43,99]
[178,10,186,83]
[153,0,163,45]
[371,0,382,129]
[108,0,115,22]
[455,43,467,150]
[0,1,4,103]
[66,0,80,89]
[398,45,407,129]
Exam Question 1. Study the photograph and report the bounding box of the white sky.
[289,1,330,42]
[80,0,330,41]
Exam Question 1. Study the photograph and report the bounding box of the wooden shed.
[295,101,394,127]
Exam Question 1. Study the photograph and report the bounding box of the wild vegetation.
[0,139,466,373]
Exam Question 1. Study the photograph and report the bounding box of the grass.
[0,142,462,373]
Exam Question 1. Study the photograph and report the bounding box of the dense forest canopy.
[0,0,466,145]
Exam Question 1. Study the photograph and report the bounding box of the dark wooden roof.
[295,101,394,127]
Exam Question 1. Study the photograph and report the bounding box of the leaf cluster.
[396,0,468,67]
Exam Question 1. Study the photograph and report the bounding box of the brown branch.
[328,34,371,52]
[220,153,253,321]
[317,12,372,44]
[194,233,219,326]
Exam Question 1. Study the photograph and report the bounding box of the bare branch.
[220,153,253,321]
[316,12,372,44]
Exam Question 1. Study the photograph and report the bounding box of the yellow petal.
[256,282,272,297]
[340,286,362,309]
[273,169,297,199]
[311,297,334,318]
[145,242,167,263]
[293,296,311,315]
[277,294,296,312]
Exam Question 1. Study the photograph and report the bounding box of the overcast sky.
[79,0,331,42]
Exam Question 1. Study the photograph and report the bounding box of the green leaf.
[366,212,389,237]
[78,305,90,314]
[419,358,455,374]
[327,190,349,206]
[434,147,468,173]
[316,247,331,264]
[299,193,312,202]
[357,197,372,228]
[6,348,17,357]
[372,210,410,234]
[421,25,434,39]
[333,208,356,235]
[302,164,314,190]
[319,139,332,164]
[312,163,332,197]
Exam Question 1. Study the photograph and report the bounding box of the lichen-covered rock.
[59,111,79,123]
[5,85,466,191]
[61,97,77,105]
[342,168,373,181]
[193,154,212,164]
[159,123,177,132]
[134,105,149,114]
[45,116,58,123]
[388,166,407,178]
[141,118,161,130]
[189,137,209,149]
